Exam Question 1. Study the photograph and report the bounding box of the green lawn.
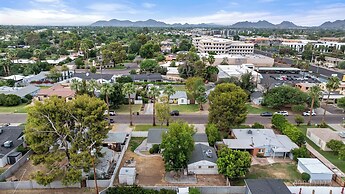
[232,163,301,186]
[0,104,28,113]
[129,137,146,152]
[169,104,199,113]
[115,104,142,113]
[134,124,166,131]
[246,104,276,114]
[296,125,345,172]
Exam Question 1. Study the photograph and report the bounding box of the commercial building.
[193,36,254,55]
[198,53,274,67]
[217,64,261,83]
[297,158,333,184]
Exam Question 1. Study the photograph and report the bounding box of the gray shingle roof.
[245,179,291,194]
[0,126,24,158]
[147,128,167,144]
[193,133,208,143]
[73,73,114,81]
[188,143,217,164]
[129,73,162,81]
[103,132,127,144]
[170,91,187,99]
[0,85,40,98]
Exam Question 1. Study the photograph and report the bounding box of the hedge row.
[271,114,305,146]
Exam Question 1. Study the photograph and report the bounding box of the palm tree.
[148,86,160,126]
[5,49,17,76]
[70,79,82,94]
[163,85,175,126]
[322,76,340,123]
[122,83,136,126]
[100,83,115,117]
[307,85,322,126]
[33,49,43,63]
[208,55,215,66]
[88,79,99,96]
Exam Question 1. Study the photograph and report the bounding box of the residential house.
[250,91,263,105]
[2,75,25,82]
[146,128,168,149]
[169,91,188,105]
[295,82,318,93]
[193,133,209,146]
[297,158,333,183]
[0,85,40,98]
[103,132,128,152]
[307,128,345,151]
[129,73,163,82]
[0,126,24,167]
[35,84,76,102]
[223,129,298,159]
[244,179,291,194]
[22,71,49,85]
[72,72,116,83]
[187,143,218,175]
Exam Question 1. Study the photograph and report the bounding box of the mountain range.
[90,19,345,29]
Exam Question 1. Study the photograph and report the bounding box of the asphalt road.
[1,113,343,125]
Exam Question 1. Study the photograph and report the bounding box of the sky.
[0,0,344,26]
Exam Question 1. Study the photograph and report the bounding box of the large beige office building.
[193,36,254,55]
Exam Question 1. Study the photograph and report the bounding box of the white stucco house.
[169,91,188,105]
[307,128,345,151]
[297,158,333,184]
[187,143,218,175]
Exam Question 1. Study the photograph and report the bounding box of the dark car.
[109,118,115,123]
[260,112,273,117]
[170,110,180,116]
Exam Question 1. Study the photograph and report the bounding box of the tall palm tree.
[88,79,99,96]
[100,83,115,117]
[163,85,175,126]
[33,49,43,63]
[307,85,322,126]
[5,49,17,76]
[70,79,82,94]
[322,76,340,123]
[148,86,160,126]
[122,83,136,126]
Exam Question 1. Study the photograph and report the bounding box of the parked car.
[109,118,115,123]
[170,110,180,116]
[260,112,273,117]
[274,111,289,116]
[109,111,116,116]
[302,111,316,116]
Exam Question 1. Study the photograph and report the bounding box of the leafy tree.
[178,63,195,79]
[205,123,221,146]
[116,76,133,83]
[271,114,287,130]
[25,95,109,185]
[252,122,264,129]
[156,54,165,62]
[337,97,345,112]
[239,72,255,95]
[322,76,340,123]
[291,146,310,161]
[0,94,22,106]
[208,55,215,65]
[307,85,322,125]
[301,172,311,182]
[100,83,115,116]
[204,66,219,82]
[155,102,170,126]
[161,121,195,174]
[339,147,345,160]
[179,39,192,51]
[148,86,160,126]
[102,42,126,66]
[47,67,62,82]
[292,104,306,113]
[294,115,304,126]
[326,140,344,154]
[208,83,248,132]
[74,58,85,69]
[163,85,175,125]
[338,61,345,69]
[122,83,136,126]
[139,41,160,58]
[216,148,251,179]
[263,86,309,109]
[194,60,206,78]
[186,77,204,101]
[90,66,97,73]
[107,83,125,108]
[128,40,142,54]
[140,59,159,73]
[195,85,207,110]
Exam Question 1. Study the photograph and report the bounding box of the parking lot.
[260,72,321,89]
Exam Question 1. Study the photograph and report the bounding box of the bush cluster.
[149,144,160,154]
[106,186,176,194]
[0,94,22,106]
[326,140,345,160]
[271,114,305,146]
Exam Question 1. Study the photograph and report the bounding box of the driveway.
[143,103,153,115]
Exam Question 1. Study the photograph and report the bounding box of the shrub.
[326,140,344,154]
[252,122,264,129]
[189,188,201,194]
[339,146,345,160]
[294,115,304,126]
[271,114,288,130]
[24,94,33,100]
[292,104,306,113]
[16,145,29,155]
[291,146,310,161]
[301,172,311,182]
[149,144,160,154]
[318,122,328,128]
[4,94,22,106]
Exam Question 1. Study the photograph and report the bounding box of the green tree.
[291,146,310,161]
[208,83,248,132]
[102,42,126,66]
[263,86,309,109]
[337,97,345,112]
[205,123,221,146]
[139,41,160,58]
[70,79,82,94]
[179,39,192,51]
[186,77,204,101]
[294,115,304,126]
[161,121,195,174]
[307,85,322,125]
[208,55,215,66]
[140,59,159,73]
[163,85,175,125]
[47,67,62,82]
[326,140,344,154]
[100,83,115,116]
[87,79,99,96]
[216,148,251,179]
[195,85,207,111]
[204,66,219,82]
[148,86,160,126]
[155,102,170,126]
[90,66,97,73]
[322,76,340,123]
[122,83,136,126]
[25,95,109,185]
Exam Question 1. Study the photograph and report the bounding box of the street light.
[91,148,99,194]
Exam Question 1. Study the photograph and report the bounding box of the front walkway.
[143,103,153,115]
[328,124,345,132]
[134,138,162,158]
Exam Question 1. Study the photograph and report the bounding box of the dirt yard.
[10,160,46,181]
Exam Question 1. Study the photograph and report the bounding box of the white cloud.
[86,3,138,14]
[32,0,60,2]
[142,3,156,9]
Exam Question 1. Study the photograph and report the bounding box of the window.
[198,166,202,169]
[258,148,265,153]
[208,166,214,168]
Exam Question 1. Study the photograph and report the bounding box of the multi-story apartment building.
[192,36,254,55]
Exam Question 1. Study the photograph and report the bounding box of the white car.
[274,111,289,116]
[302,111,316,116]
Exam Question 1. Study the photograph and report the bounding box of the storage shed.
[297,158,333,183]
[119,167,136,185]
[7,152,22,165]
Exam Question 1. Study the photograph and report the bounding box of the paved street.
[1,113,343,125]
